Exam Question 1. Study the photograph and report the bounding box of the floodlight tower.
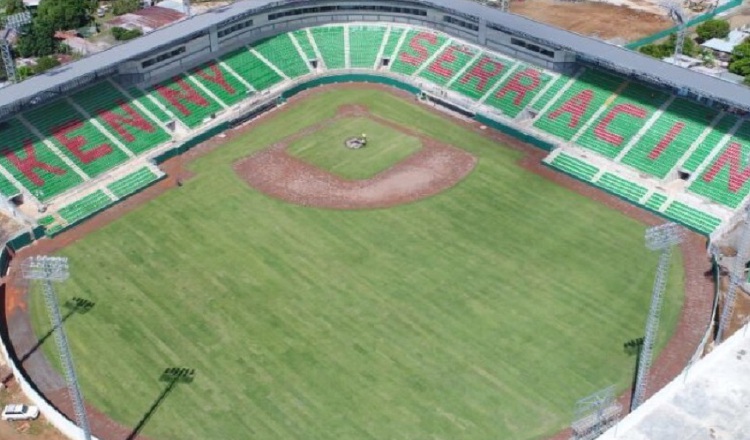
[22,256,91,440]
[1,12,32,83]
[630,223,684,411]
[664,1,688,60]
[716,205,750,343]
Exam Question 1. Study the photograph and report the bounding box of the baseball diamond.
[0,0,739,439]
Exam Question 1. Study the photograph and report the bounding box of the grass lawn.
[30,88,684,440]
[286,117,421,179]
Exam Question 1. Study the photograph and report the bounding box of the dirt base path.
[1,84,714,440]
[235,104,477,209]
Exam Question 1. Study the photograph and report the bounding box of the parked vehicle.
[1,404,39,421]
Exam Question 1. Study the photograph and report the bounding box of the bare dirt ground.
[1,83,714,440]
[235,104,477,209]
[512,0,673,41]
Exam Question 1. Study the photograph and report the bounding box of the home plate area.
[234,104,478,210]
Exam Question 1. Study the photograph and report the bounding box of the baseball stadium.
[0,0,748,439]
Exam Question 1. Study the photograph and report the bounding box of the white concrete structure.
[599,325,750,439]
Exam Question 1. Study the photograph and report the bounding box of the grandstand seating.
[58,190,113,224]
[448,54,518,100]
[1,23,746,236]
[390,30,448,76]
[620,98,720,179]
[548,152,599,182]
[220,48,283,92]
[418,43,478,87]
[531,75,568,111]
[291,30,317,61]
[645,192,667,211]
[596,172,648,203]
[483,65,553,118]
[125,86,174,123]
[576,82,668,158]
[381,27,405,61]
[24,99,131,178]
[0,173,19,198]
[349,25,386,68]
[108,167,161,199]
[681,113,736,173]
[689,121,750,208]
[189,61,251,107]
[311,26,346,69]
[534,69,626,142]
[252,34,310,78]
[664,201,722,235]
[0,118,83,201]
[148,75,225,129]
[71,81,171,155]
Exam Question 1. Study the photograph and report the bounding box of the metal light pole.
[22,256,91,440]
[630,223,684,411]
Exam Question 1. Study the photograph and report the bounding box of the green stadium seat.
[681,113,737,173]
[380,27,405,61]
[126,86,174,123]
[596,172,647,202]
[645,192,667,211]
[689,121,750,208]
[58,190,114,224]
[220,48,283,92]
[189,60,250,107]
[448,53,518,101]
[621,98,720,179]
[534,70,626,142]
[148,74,225,129]
[549,152,599,182]
[390,29,448,76]
[311,26,346,70]
[531,75,569,111]
[576,82,668,158]
[252,33,310,78]
[663,201,721,235]
[418,43,478,87]
[24,98,131,178]
[483,64,554,118]
[0,118,83,201]
[292,30,317,61]
[108,167,161,199]
[71,81,171,155]
[349,25,386,69]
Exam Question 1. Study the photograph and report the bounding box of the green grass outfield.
[287,117,421,179]
[30,88,684,440]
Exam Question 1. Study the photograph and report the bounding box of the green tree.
[5,0,23,15]
[731,40,750,61]
[36,0,92,31]
[33,54,59,73]
[111,26,142,40]
[696,19,730,42]
[729,57,750,76]
[16,65,33,80]
[112,0,140,16]
[16,19,58,57]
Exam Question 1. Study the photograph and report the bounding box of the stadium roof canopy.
[2,0,750,114]
[599,324,750,439]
